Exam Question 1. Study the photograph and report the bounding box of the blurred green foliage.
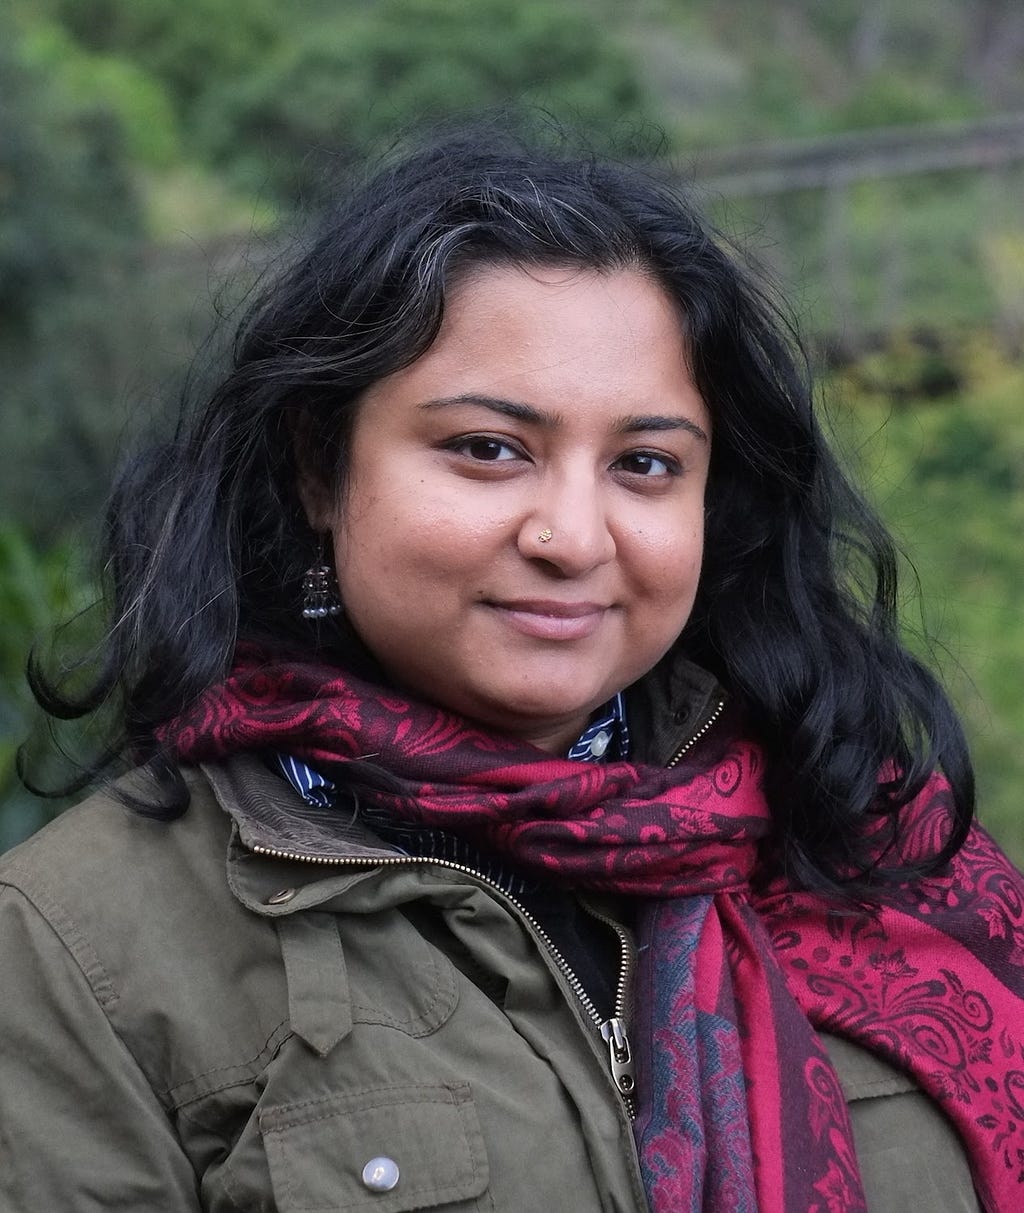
[2,0,1023,861]
[830,346,1024,862]
[0,528,95,849]
[197,0,658,203]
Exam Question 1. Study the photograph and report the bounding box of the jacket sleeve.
[0,883,202,1212]
[823,1034,983,1213]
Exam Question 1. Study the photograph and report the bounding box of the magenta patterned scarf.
[163,656,1024,1212]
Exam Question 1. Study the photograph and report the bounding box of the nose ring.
[538,528,553,543]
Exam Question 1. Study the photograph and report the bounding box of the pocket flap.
[260,1082,489,1212]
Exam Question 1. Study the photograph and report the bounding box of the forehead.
[424,262,689,376]
[365,263,697,417]
[443,261,684,346]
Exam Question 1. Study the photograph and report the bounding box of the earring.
[301,536,342,619]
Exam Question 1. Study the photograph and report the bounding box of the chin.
[473,692,604,736]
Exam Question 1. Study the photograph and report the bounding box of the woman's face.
[318,264,711,752]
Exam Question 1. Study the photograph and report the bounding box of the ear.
[292,406,337,529]
[296,465,336,530]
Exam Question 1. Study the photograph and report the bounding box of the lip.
[486,598,609,641]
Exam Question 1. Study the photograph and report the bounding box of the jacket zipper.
[251,843,638,1103]
[588,694,725,1111]
[579,899,638,1115]
[665,697,726,768]
[249,697,725,1118]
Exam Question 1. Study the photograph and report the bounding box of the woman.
[2,131,1022,1212]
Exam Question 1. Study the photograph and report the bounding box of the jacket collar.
[206,756,394,863]
[625,650,724,766]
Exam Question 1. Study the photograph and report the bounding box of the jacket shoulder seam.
[0,868,119,1009]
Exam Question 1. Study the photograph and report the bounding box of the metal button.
[589,730,611,758]
[265,887,296,905]
[361,1156,400,1192]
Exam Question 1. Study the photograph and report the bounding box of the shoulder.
[0,765,284,1097]
[0,766,232,943]
[0,770,250,1209]
[0,763,238,995]
[822,1033,982,1213]
[2,763,229,887]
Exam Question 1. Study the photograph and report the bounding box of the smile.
[487,599,609,642]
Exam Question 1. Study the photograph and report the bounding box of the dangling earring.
[301,535,342,619]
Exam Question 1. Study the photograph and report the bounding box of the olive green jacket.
[0,664,982,1211]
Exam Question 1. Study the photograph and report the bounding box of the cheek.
[634,519,704,600]
[636,555,703,647]
[332,510,472,616]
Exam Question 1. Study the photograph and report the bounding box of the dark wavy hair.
[31,126,974,892]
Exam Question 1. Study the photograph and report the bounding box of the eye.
[613,451,679,477]
[449,435,522,462]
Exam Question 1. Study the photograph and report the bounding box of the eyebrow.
[419,394,708,443]
[419,393,558,426]
[615,413,708,443]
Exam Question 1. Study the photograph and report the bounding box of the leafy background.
[2,0,1023,861]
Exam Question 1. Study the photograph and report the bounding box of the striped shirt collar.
[565,691,630,762]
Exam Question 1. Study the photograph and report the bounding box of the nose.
[517,470,617,574]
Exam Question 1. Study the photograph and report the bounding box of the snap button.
[265,887,296,905]
[361,1156,400,1192]
[589,730,611,758]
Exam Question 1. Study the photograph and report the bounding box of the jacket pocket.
[260,1081,490,1212]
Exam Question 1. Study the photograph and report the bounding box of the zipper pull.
[600,1017,636,1097]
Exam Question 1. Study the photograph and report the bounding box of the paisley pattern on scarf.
[161,655,1024,1213]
